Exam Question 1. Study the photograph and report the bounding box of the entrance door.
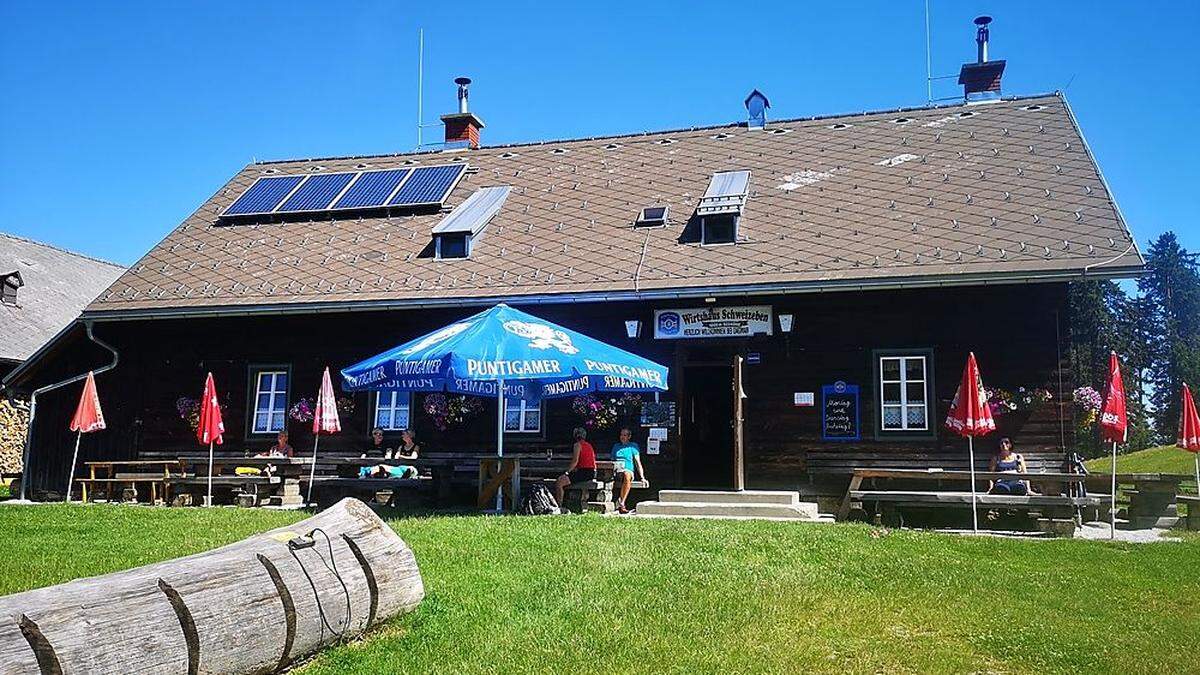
[681,365,734,487]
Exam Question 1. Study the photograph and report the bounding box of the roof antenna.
[416,28,424,150]
[924,0,933,104]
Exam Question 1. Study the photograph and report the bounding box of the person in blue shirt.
[610,427,647,514]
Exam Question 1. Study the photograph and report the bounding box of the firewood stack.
[0,398,29,474]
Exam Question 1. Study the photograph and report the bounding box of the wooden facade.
[19,282,1073,496]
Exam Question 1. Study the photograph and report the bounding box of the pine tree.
[1138,232,1200,442]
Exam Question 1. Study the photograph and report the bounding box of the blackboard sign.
[640,401,677,428]
[821,381,860,441]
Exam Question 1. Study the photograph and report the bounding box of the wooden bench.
[1177,495,1200,531]
[806,450,1066,477]
[838,468,1096,536]
[166,475,280,506]
[305,475,431,507]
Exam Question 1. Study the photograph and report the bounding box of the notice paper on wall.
[794,392,815,407]
[647,438,661,455]
[648,427,668,441]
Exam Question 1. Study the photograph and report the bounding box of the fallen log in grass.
[0,498,424,674]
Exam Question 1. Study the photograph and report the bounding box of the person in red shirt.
[554,426,597,507]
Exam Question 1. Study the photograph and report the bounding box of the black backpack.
[521,483,560,515]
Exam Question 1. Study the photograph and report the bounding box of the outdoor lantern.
[625,320,642,339]
[778,314,794,333]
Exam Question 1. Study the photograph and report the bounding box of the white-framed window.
[374,391,411,431]
[504,397,542,433]
[878,355,929,431]
[251,370,288,434]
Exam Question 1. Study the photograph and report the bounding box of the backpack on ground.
[521,483,560,515]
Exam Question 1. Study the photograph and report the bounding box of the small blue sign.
[821,381,860,441]
[657,311,682,336]
[746,352,761,365]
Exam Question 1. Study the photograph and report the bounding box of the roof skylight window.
[695,170,750,245]
[697,170,750,216]
[430,185,511,260]
[635,205,669,227]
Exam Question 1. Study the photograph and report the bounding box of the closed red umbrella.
[66,371,106,502]
[307,367,342,504]
[945,352,996,532]
[1178,383,1200,496]
[1099,352,1126,538]
[197,372,225,506]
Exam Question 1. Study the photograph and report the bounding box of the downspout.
[17,321,119,501]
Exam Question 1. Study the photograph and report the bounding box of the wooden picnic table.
[171,455,309,506]
[79,460,184,504]
[1086,473,1187,528]
[837,468,1092,523]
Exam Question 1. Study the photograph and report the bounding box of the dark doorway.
[681,365,734,487]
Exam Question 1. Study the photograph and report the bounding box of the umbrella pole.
[495,378,505,512]
[65,431,82,503]
[1194,454,1198,497]
[307,434,320,506]
[206,441,214,508]
[968,436,978,533]
[1110,441,1118,539]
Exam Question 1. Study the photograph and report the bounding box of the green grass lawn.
[1085,444,1199,476]
[2,505,1199,673]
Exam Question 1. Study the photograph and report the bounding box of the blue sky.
[1,1,1196,266]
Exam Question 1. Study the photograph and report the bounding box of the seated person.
[988,437,1030,495]
[611,427,648,514]
[359,428,419,479]
[252,429,291,468]
[554,427,596,507]
[363,427,394,458]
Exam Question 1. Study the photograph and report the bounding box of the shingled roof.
[0,233,124,362]
[84,92,1141,318]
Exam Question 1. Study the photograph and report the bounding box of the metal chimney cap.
[974,15,992,26]
[454,77,472,86]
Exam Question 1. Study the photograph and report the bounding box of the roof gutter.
[77,263,1146,322]
[16,321,118,501]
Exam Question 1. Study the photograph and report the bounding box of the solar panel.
[389,164,466,206]
[332,169,411,210]
[223,175,305,216]
[276,172,356,212]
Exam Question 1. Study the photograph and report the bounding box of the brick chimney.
[957,16,1006,102]
[440,77,485,149]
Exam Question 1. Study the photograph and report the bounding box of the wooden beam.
[732,354,745,492]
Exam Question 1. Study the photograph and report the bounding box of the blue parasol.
[341,303,668,507]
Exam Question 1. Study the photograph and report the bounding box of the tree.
[1139,232,1200,442]
[1069,280,1154,456]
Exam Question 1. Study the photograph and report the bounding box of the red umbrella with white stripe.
[66,371,106,502]
[1099,352,1127,538]
[196,372,225,507]
[945,352,996,532]
[307,367,342,505]
[1177,383,1200,496]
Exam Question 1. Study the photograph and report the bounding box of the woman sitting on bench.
[988,437,1030,495]
[611,427,647,514]
[554,427,596,507]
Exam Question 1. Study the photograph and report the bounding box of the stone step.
[657,489,801,506]
[634,500,820,520]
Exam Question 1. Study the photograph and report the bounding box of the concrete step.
[634,500,820,520]
[657,489,801,506]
